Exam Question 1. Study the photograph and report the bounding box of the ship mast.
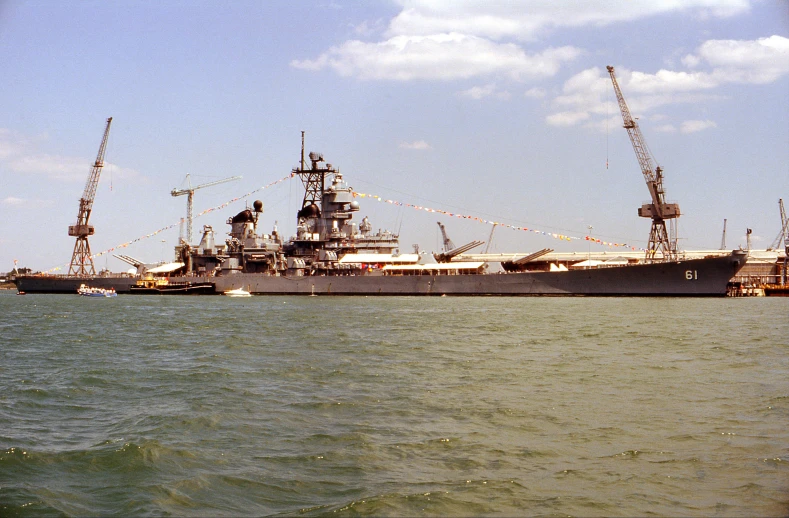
[68,117,112,276]
[293,131,336,214]
[607,66,680,262]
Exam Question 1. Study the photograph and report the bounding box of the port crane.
[607,66,680,262]
[767,198,788,285]
[720,219,727,250]
[768,199,787,251]
[171,174,241,244]
[433,221,484,262]
[68,117,112,276]
[437,221,455,252]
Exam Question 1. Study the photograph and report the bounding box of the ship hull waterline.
[13,252,746,297]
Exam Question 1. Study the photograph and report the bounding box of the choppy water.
[1,291,787,516]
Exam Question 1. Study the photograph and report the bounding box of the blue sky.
[1,0,787,271]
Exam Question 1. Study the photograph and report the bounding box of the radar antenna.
[292,131,337,216]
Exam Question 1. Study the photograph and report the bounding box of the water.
[1,291,787,516]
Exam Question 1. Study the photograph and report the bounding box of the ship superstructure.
[180,138,404,279]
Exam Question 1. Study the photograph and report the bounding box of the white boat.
[223,287,251,297]
[77,284,117,297]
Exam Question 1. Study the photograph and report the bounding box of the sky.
[1,0,787,272]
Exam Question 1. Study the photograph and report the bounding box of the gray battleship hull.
[14,252,746,296]
[13,275,211,294]
[215,252,747,296]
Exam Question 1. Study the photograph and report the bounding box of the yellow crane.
[171,174,241,243]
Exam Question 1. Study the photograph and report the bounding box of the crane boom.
[768,199,788,250]
[783,198,789,286]
[171,174,241,243]
[437,221,455,252]
[68,117,112,276]
[607,66,680,262]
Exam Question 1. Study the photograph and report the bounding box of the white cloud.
[399,140,432,150]
[2,196,25,206]
[291,33,581,81]
[547,35,789,129]
[10,154,88,182]
[459,83,511,100]
[655,124,678,133]
[293,2,760,86]
[693,35,789,84]
[0,128,31,160]
[524,87,546,98]
[387,0,751,41]
[682,54,702,68]
[680,119,717,133]
[353,19,385,37]
[546,111,589,127]
[0,129,141,182]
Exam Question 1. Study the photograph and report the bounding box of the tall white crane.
[171,174,241,243]
[68,117,112,276]
[607,66,680,262]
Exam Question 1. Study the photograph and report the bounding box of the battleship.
[13,66,752,296]
[14,144,747,296]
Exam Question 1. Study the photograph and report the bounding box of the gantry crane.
[171,174,241,243]
[607,66,680,262]
[68,117,112,276]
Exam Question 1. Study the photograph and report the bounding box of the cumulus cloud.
[692,35,789,83]
[459,83,511,100]
[2,196,25,206]
[546,35,789,128]
[524,87,546,99]
[386,0,751,41]
[294,2,755,84]
[291,33,581,81]
[399,140,432,150]
[680,119,717,133]
[0,128,140,182]
[546,111,590,127]
[353,19,386,37]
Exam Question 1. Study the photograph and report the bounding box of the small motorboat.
[78,284,118,297]
[223,287,251,297]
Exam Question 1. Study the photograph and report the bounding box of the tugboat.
[128,275,216,295]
